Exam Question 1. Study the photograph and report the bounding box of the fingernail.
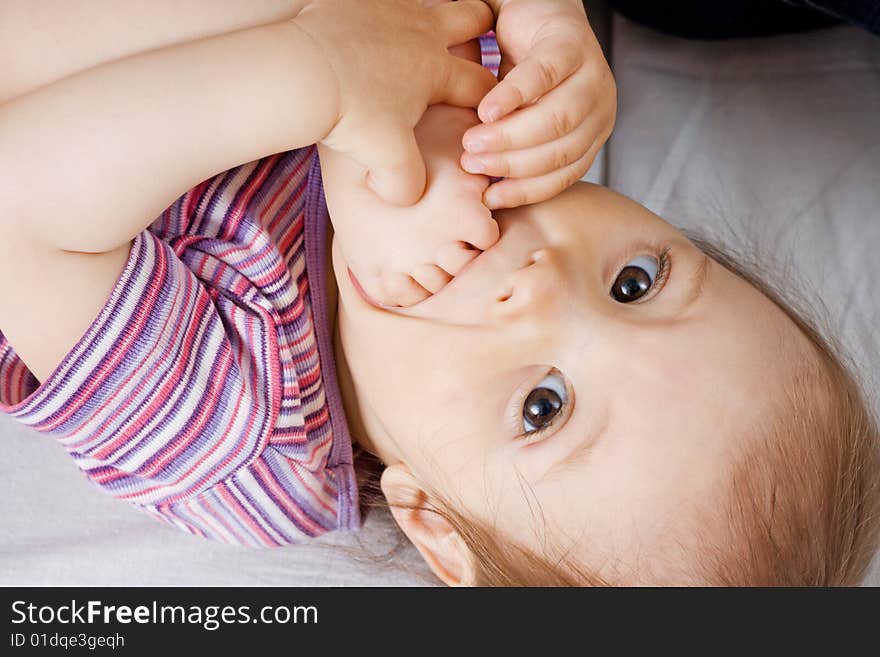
[462,154,485,174]
[464,138,486,153]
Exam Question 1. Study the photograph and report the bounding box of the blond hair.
[692,237,880,586]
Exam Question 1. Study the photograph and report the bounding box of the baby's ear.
[380,464,475,586]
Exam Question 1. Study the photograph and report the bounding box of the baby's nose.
[491,248,567,320]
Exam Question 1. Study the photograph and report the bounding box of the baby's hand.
[295,0,497,206]
[460,0,616,209]
[320,105,498,307]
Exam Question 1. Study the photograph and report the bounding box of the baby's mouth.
[344,208,545,324]
[396,211,541,322]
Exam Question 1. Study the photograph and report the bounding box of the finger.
[431,0,494,46]
[477,36,582,123]
[351,268,390,307]
[436,241,480,276]
[497,55,514,82]
[381,272,432,307]
[412,264,452,294]
[363,123,426,206]
[433,57,498,108]
[461,117,596,179]
[483,142,600,209]
[447,37,482,62]
[455,211,499,251]
[463,73,594,153]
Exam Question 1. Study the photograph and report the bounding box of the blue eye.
[522,372,568,434]
[611,254,661,303]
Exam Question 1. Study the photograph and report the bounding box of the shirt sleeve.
[479,32,500,76]
[0,229,343,547]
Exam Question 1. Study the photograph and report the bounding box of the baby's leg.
[1,0,305,102]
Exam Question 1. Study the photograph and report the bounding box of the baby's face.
[333,182,811,582]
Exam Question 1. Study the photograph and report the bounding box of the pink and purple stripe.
[0,147,358,547]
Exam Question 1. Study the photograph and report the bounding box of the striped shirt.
[0,148,358,547]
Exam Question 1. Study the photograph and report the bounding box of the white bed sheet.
[1,11,878,586]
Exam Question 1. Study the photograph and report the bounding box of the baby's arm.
[0,1,496,377]
[2,23,337,253]
[0,22,338,380]
[1,0,308,103]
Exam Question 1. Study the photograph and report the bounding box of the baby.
[323,106,880,585]
[1,0,878,586]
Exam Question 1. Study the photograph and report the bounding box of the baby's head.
[332,182,880,585]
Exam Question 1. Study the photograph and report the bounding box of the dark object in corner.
[606,0,879,39]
